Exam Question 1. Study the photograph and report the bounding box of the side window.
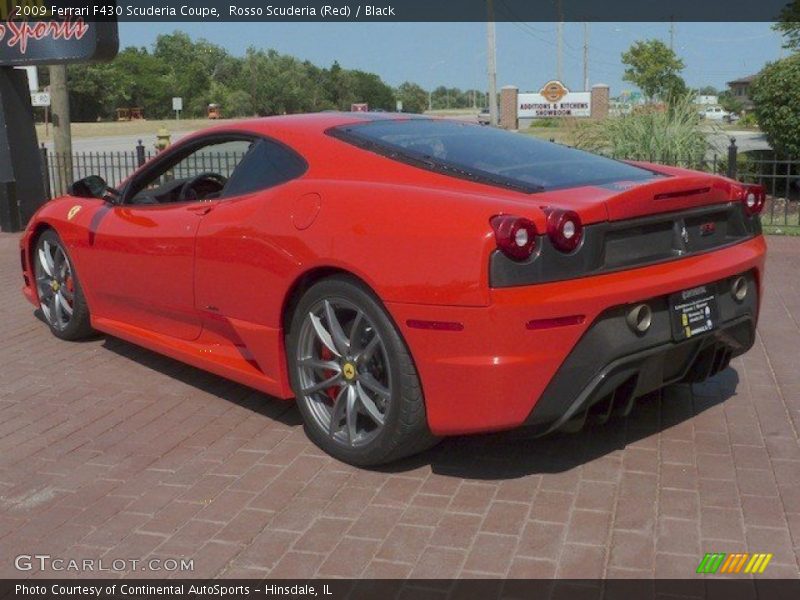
[126,138,254,205]
[222,139,307,197]
[171,140,252,182]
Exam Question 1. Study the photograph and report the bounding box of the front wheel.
[34,230,94,341]
[287,276,437,466]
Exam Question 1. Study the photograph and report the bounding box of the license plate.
[669,285,719,341]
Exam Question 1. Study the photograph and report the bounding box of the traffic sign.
[31,92,51,107]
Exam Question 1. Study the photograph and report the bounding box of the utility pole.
[583,22,589,91]
[556,0,564,82]
[487,0,498,126]
[669,18,675,51]
[49,64,72,194]
[557,22,564,82]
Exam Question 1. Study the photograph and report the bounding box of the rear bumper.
[523,294,755,435]
[388,235,766,436]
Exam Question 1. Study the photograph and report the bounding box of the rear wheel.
[34,230,94,341]
[287,276,437,466]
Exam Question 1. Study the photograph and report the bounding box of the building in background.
[727,75,757,113]
[695,94,719,106]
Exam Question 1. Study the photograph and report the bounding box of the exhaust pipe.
[731,276,748,302]
[626,303,652,334]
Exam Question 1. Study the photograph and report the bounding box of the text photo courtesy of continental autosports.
[1,0,799,596]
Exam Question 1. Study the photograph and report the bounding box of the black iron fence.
[41,141,250,198]
[42,138,800,228]
[547,137,799,229]
[41,140,154,198]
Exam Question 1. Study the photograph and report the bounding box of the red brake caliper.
[320,345,339,403]
[64,276,75,305]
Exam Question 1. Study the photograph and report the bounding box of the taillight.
[490,215,537,261]
[741,184,766,216]
[546,209,583,253]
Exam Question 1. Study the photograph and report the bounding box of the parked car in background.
[477,108,491,125]
[699,105,739,123]
[20,113,766,465]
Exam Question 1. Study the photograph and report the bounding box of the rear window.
[329,119,657,193]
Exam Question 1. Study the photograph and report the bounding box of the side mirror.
[68,175,120,203]
[68,175,107,198]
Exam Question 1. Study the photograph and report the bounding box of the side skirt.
[91,315,293,400]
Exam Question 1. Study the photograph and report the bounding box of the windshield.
[330,119,658,193]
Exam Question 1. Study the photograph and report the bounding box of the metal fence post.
[727,138,738,179]
[39,144,52,201]
[136,140,146,167]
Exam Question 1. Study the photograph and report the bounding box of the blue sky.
[119,22,786,95]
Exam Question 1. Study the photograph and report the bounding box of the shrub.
[526,118,562,128]
[738,113,758,128]
[750,55,800,157]
[569,93,713,163]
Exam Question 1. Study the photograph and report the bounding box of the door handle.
[187,204,215,216]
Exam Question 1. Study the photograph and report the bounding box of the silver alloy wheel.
[35,239,75,331]
[296,298,393,448]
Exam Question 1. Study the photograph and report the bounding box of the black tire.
[287,276,438,466]
[33,229,94,341]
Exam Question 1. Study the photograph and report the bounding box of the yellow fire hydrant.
[155,128,171,153]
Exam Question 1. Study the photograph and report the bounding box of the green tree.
[245,48,324,115]
[108,47,173,119]
[396,82,428,113]
[67,62,118,121]
[773,1,800,50]
[621,39,686,102]
[58,31,401,122]
[153,32,231,117]
[750,55,800,156]
[347,70,395,110]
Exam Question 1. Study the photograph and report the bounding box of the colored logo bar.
[696,553,773,574]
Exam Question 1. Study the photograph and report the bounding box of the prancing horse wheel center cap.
[342,362,356,381]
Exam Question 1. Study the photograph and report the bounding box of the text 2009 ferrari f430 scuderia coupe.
[20,113,766,465]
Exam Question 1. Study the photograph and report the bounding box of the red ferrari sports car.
[20,113,766,465]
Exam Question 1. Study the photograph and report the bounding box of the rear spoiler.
[605,165,738,221]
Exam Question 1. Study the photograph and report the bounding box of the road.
[41,131,194,154]
[707,129,771,156]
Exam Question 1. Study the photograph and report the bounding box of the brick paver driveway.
[1,232,798,579]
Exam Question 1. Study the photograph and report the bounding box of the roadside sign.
[396,100,403,112]
[172,97,183,111]
[0,20,118,67]
[518,80,591,119]
[31,92,51,107]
